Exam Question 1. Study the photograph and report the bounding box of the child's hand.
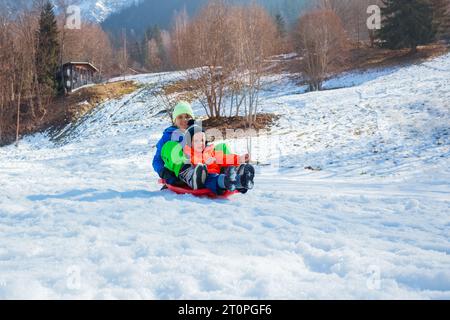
[240,154,251,164]
[205,157,216,165]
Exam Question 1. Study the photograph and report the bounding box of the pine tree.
[377,0,436,52]
[275,13,286,38]
[129,40,143,67]
[142,25,164,70]
[431,0,450,41]
[146,25,163,46]
[35,1,60,94]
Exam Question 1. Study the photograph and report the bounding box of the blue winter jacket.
[152,126,185,176]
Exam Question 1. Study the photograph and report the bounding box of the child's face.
[192,132,206,153]
[175,113,192,131]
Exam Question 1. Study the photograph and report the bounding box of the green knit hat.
[172,101,195,122]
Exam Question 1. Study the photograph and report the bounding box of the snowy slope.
[0,54,449,299]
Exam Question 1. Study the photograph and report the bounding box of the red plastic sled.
[158,179,239,199]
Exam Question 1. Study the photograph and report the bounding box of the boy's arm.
[152,137,167,176]
[213,151,241,166]
[153,128,184,176]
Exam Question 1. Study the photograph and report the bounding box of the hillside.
[0,53,449,299]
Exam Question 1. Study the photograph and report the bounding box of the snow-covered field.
[0,53,449,299]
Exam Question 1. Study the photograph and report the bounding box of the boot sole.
[241,165,255,190]
[193,165,207,190]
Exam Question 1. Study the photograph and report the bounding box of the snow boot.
[236,164,255,190]
[218,166,238,192]
[178,164,208,190]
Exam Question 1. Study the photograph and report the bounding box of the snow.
[71,84,97,93]
[76,0,133,22]
[0,53,449,299]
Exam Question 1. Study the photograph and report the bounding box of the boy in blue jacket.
[152,101,208,190]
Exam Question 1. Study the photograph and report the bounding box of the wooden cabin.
[61,62,99,93]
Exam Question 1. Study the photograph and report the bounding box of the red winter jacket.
[183,144,240,174]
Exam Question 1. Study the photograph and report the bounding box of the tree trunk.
[11,81,14,102]
[15,92,22,145]
[30,96,36,119]
[0,96,3,143]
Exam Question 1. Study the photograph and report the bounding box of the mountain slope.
[3,0,132,22]
[75,0,133,22]
[6,0,309,32]
[0,54,449,299]
[100,0,310,37]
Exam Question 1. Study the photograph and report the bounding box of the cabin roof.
[63,62,99,72]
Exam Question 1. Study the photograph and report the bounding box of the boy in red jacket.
[183,121,255,194]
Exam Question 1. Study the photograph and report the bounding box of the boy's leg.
[159,167,178,185]
[179,164,208,190]
[161,141,207,189]
[205,168,239,194]
[204,174,221,195]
